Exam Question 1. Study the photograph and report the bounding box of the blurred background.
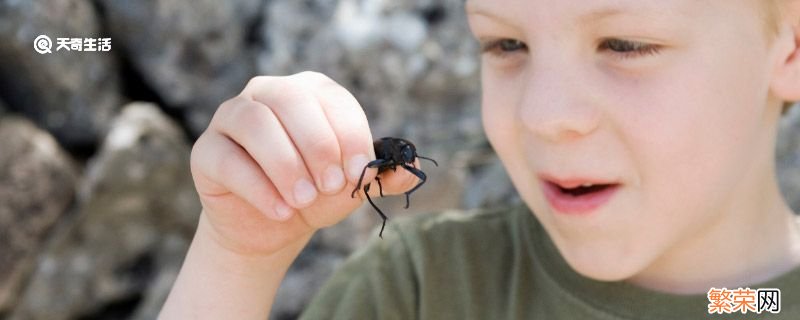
[0,0,797,319]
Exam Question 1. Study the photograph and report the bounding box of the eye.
[480,38,528,58]
[401,146,414,162]
[599,38,661,59]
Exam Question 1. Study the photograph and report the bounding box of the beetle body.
[351,137,437,237]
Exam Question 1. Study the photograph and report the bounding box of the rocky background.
[0,0,797,319]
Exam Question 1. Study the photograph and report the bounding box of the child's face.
[468,0,785,281]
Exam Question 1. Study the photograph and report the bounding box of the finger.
[291,72,376,184]
[243,74,348,196]
[211,95,318,209]
[191,131,294,221]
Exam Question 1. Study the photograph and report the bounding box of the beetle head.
[400,144,416,163]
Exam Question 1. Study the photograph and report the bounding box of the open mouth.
[556,183,615,197]
[540,178,621,214]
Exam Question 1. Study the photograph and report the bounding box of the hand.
[190,72,421,257]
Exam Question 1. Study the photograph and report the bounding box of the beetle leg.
[351,159,389,198]
[364,183,388,238]
[375,176,384,197]
[417,155,438,167]
[400,164,427,209]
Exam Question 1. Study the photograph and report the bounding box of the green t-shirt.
[300,205,800,319]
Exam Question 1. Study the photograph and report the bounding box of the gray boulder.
[9,102,200,320]
[0,0,122,148]
[0,115,78,313]
[97,0,262,136]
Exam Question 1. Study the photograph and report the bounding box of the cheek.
[481,69,541,199]
[623,48,770,225]
[481,70,523,159]
[643,13,771,203]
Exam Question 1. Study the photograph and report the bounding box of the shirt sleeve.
[299,225,419,320]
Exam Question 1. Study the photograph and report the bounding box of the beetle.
[351,137,438,238]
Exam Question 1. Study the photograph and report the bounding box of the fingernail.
[348,154,370,181]
[274,200,292,220]
[322,165,345,193]
[294,178,317,206]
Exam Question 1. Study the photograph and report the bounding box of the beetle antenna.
[417,155,438,167]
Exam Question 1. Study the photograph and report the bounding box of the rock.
[128,234,190,320]
[0,116,78,313]
[777,104,800,213]
[0,0,122,149]
[9,102,200,320]
[259,0,480,141]
[96,0,262,136]
[463,151,521,210]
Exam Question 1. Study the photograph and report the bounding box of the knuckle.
[189,135,207,174]
[192,136,236,183]
[269,80,312,111]
[226,100,258,129]
[245,75,272,91]
[217,100,274,148]
[240,100,266,124]
[342,131,374,156]
[295,71,345,95]
[217,95,239,111]
[213,96,257,130]
[296,70,331,83]
[305,133,342,165]
[214,152,237,180]
[210,96,239,126]
[323,85,356,109]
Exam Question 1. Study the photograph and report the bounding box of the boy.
[161,0,800,318]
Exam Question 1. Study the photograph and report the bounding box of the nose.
[518,62,601,143]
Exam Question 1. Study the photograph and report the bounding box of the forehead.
[465,0,757,23]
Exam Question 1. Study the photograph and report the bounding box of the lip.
[539,175,620,215]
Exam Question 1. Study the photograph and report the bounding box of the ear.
[771,4,800,101]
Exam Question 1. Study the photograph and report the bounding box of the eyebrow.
[464,2,503,20]
[466,2,647,22]
[581,6,630,21]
